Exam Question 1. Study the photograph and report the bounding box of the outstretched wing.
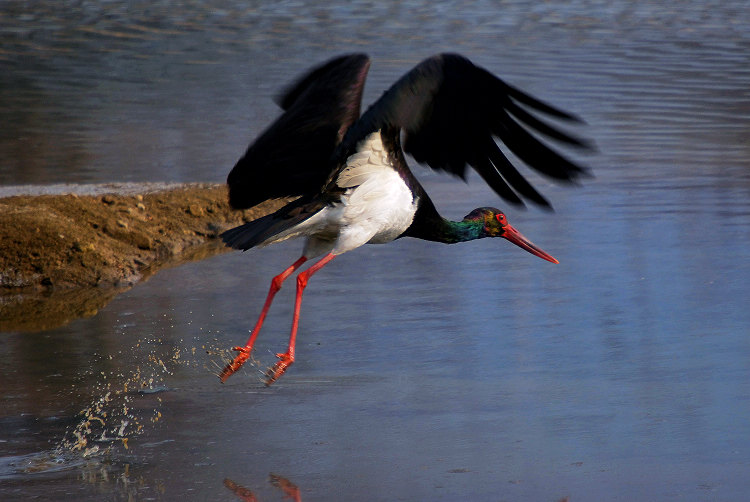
[227,54,371,209]
[345,53,592,208]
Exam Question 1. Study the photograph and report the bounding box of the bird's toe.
[219,346,252,383]
[264,353,294,386]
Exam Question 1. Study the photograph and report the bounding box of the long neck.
[409,217,484,244]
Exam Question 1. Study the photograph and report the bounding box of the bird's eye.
[495,214,506,225]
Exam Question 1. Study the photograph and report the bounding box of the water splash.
[59,371,163,458]
[57,334,187,458]
[55,326,239,460]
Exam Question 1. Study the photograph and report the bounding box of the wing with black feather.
[226,54,371,209]
[343,53,592,209]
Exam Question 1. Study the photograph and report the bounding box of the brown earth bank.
[0,183,283,332]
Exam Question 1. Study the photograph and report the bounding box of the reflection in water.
[225,477,260,502]
[0,451,165,500]
[225,474,302,502]
[0,239,231,332]
[0,286,126,332]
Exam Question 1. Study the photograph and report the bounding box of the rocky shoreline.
[0,183,282,331]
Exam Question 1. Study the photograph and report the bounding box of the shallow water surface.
[2,1,750,501]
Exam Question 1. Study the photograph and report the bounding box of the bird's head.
[463,207,559,264]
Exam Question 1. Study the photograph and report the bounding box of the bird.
[218,53,592,385]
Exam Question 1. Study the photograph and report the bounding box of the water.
[2,1,750,500]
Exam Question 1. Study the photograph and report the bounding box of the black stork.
[218,53,591,385]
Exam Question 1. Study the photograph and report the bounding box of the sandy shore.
[0,183,282,331]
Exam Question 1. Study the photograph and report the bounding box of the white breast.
[331,131,418,253]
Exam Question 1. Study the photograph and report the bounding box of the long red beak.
[502,225,559,264]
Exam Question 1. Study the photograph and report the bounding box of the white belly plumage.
[293,131,419,258]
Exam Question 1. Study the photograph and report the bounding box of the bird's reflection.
[223,478,258,502]
[224,474,302,502]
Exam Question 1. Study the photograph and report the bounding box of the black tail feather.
[221,197,326,251]
[221,219,270,251]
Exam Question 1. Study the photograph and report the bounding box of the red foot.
[265,352,294,386]
[219,346,251,383]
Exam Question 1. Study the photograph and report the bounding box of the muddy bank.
[0,184,282,331]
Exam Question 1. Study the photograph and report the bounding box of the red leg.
[265,253,336,385]
[219,256,308,382]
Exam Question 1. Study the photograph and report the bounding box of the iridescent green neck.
[428,218,485,244]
